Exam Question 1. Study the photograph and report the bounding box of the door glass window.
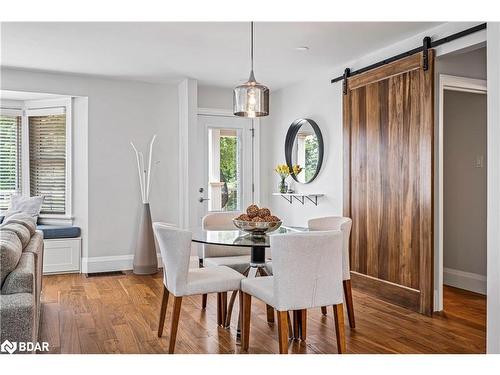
[208,128,241,212]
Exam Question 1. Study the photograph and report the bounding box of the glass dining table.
[190,225,307,276]
[189,225,308,338]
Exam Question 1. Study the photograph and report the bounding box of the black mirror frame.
[284,118,324,184]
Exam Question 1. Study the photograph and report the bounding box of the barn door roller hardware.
[332,23,486,94]
[342,68,350,95]
[422,36,431,71]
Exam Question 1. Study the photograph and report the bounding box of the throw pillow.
[4,194,44,220]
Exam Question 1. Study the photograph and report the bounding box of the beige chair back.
[308,216,352,280]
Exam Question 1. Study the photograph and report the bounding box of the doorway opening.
[441,84,487,328]
[435,45,488,319]
[436,69,487,327]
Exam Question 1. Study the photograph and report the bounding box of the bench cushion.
[37,225,81,239]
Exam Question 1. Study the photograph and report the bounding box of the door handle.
[198,197,210,203]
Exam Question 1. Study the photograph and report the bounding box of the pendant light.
[233,22,269,118]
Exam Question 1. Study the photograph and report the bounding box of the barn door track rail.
[332,23,487,94]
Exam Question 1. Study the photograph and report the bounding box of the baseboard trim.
[81,254,163,274]
[443,267,486,295]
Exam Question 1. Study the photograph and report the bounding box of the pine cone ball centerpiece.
[233,204,282,234]
[258,208,271,218]
[236,214,251,221]
[252,216,265,222]
[246,204,260,218]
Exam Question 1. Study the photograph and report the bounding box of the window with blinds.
[0,115,22,210]
[29,114,66,214]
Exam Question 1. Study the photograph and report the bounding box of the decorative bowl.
[233,219,282,235]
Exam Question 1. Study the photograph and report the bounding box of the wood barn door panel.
[344,51,434,315]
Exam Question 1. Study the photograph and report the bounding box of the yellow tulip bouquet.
[274,164,291,179]
[275,164,303,193]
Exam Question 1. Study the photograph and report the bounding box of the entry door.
[343,51,434,315]
[195,115,253,226]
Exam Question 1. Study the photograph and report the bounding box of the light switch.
[475,155,484,168]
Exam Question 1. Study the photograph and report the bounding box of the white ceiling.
[1,22,443,89]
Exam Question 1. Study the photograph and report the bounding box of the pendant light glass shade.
[233,22,269,118]
[233,72,269,118]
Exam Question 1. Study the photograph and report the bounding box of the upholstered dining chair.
[199,211,251,325]
[307,216,355,328]
[153,222,245,353]
[240,231,346,354]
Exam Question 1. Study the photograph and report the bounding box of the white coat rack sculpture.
[130,135,158,275]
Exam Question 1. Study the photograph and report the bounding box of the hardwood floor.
[38,272,486,354]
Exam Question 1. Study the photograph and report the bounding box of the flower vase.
[279,178,288,194]
[133,203,158,275]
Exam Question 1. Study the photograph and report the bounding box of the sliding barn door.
[343,51,434,315]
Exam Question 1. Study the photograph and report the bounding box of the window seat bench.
[37,224,81,275]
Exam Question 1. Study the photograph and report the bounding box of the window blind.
[29,114,66,214]
[0,115,22,210]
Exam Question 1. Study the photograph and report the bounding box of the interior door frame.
[435,74,487,311]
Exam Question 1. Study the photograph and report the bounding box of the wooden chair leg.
[225,290,238,328]
[168,296,183,354]
[216,292,227,326]
[300,309,307,341]
[277,311,289,354]
[157,286,169,337]
[287,311,293,339]
[241,292,252,351]
[321,306,328,315]
[333,303,346,354]
[266,304,275,323]
[217,293,222,325]
[199,259,207,310]
[221,292,227,326]
[292,310,300,340]
[343,279,356,328]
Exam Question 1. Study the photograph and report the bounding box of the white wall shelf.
[272,193,324,206]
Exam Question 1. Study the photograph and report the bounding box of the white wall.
[0,68,180,271]
[436,47,487,79]
[487,22,500,354]
[198,84,233,110]
[260,75,343,225]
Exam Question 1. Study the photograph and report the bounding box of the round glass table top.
[189,226,307,248]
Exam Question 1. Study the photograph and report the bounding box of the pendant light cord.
[250,21,254,72]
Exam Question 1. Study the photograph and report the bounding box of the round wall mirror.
[285,118,324,184]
